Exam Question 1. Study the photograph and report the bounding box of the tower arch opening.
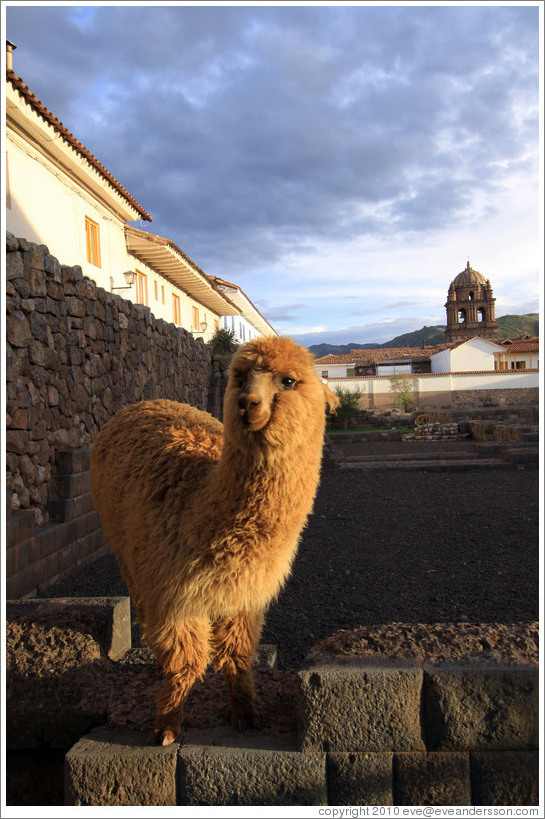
[444,261,497,342]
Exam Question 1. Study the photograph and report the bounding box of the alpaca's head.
[223,336,338,453]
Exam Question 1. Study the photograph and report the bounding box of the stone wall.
[5,232,213,597]
[451,388,539,407]
[6,232,211,525]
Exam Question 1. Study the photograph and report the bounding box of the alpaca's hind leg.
[149,617,210,746]
[212,611,264,731]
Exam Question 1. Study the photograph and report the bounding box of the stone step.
[297,657,538,754]
[338,458,516,472]
[500,448,539,464]
[65,726,326,806]
[341,451,480,463]
[65,655,538,805]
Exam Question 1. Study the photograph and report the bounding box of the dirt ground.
[45,440,540,669]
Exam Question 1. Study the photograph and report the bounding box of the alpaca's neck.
[213,435,322,515]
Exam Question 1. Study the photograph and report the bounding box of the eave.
[125,226,238,317]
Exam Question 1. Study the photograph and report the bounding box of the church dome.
[452,261,487,287]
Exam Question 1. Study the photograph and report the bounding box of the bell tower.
[444,261,498,342]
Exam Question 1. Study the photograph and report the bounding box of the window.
[135,269,148,305]
[192,306,200,331]
[214,320,219,333]
[173,294,181,325]
[515,361,526,370]
[154,280,158,301]
[321,371,329,378]
[161,285,165,305]
[85,217,101,267]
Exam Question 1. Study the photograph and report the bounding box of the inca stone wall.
[5,232,213,597]
[6,232,212,524]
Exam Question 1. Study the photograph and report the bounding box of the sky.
[4,1,543,346]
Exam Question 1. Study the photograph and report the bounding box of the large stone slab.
[470,750,539,806]
[394,751,471,805]
[65,727,179,806]
[424,665,538,750]
[298,658,425,752]
[327,752,393,805]
[178,726,326,806]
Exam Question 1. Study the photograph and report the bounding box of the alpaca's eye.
[281,377,297,390]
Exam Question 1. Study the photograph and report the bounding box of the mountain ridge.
[308,313,539,358]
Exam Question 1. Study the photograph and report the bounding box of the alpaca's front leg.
[149,617,211,745]
[212,610,264,731]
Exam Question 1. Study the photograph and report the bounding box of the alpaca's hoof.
[152,726,178,746]
[161,730,176,747]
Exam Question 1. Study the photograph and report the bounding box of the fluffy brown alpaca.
[90,336,337,745]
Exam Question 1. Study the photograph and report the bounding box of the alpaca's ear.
[322,384,340,413]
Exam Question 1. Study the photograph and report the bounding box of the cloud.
[6,3,540,338]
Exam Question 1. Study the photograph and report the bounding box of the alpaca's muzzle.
[238,394,271,430]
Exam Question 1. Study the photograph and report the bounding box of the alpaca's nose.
[238,393,262,411]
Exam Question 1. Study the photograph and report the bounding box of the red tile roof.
[7,69,152,222]
[314,354,357,364]
[500,341,539,353]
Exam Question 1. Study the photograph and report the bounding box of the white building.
[210,276,277,342]
[430,337,505,373]
[5,46,274,343]
[314,354,356,380]
[495,337,539,371]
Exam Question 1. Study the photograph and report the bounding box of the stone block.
[424,666,538,750]
[55,448,91,474]
[47,492,95,523]
[7,311,32,348]
[6,250,24,279]
[470,750,539,806]
[65,728,179,806]
[178,727,326,806]
[394,751,470,805]
[327,752,393,805]
[5,597,131,661]
[298,658,425,752]
[36,524,60,558]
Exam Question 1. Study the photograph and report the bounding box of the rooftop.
[6,68,152,222]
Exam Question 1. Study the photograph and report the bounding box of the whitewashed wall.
[325,370,539,408]
[6,133,222,343]
[315,362,351,378]
[6,133,128,289]
[431,338,503,373]
[222,315,261,344]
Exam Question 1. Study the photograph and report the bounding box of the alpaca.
[90,336,337,745]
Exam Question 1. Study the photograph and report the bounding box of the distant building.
[495,336,539,371]
[444,261,498,342]
[430,337,505,373]
[209,276,277,342]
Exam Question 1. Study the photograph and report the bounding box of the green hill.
[309,314,539,357]
[378,325,446,348]
[496,313,539,338]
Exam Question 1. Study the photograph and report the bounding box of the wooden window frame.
[173,294,181,326]
[192,306,200,331]
[85,216,101,268]
[136,269,148,306]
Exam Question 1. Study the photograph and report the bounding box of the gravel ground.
[45,440,540,670]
